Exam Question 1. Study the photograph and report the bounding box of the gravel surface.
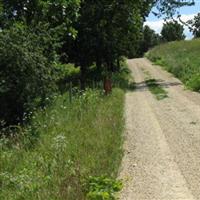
[119,58,200,200]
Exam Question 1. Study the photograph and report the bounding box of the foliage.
[0,0,196,199]
[0,0,195,123]
[161,21,185,42]
[0,23,61,125]
[186,74,200,91]
[153,0,194,17]
[0,0,81,124]
[0,0,80,33]
[85,176,122,200]
[55,63,80,92]
[188,13,200,38]
[55,63,80,79]
[64,0,153,88]
[64,0,194,88]
[0,88,124,200]
[140,25,161,54]
[147,39,200,92]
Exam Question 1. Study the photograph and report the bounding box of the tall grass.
[0,88,124,200]
[146,39,200,92]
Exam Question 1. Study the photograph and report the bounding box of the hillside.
[147,39,200,92]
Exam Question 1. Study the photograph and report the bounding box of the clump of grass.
[186,74,200,92]
[146,39,200,92]
[146,79,168,100]
[0,88,124,200]
[84,176,123,199]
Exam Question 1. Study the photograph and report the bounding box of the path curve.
[119,58,200,200]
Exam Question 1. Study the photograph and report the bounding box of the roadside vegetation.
[0,88,124,200]
[0,58,134,199]
[146,79,168,100]
[0,1,196,199]
[146,39,200,92]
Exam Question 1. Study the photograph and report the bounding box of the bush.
[0,23,58,125]
[55,63,80,92]
[85,176,122,200]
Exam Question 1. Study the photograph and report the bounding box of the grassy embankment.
[146,39,200,92]
[0,63,133,200]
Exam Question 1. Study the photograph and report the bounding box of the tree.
[140,25,161,54]
[64,0,154,88]
[0,0,195,124]
[153,0,194,17]
[0,23,61,124]
[161,21,185,42]
[0,0,80,38]
[188,13,200,38]
[0,0,81,124]
[62,0,194,88]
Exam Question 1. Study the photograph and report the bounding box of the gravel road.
[119,58,200,200]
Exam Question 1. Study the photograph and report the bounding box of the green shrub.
[85,176,122,200]
[55,63,80,92]
[0,23,59,125]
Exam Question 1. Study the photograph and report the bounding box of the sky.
[145,0,200,39]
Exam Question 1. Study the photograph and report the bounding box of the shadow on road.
[134,79,181,91]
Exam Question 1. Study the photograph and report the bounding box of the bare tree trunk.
[80,65,86,90]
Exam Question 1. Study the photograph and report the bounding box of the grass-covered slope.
[0,88,124,200]
[146,39,200,92]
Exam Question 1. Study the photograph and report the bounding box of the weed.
[85,176,123,200]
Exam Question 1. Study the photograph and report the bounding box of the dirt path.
[119,58,200,200]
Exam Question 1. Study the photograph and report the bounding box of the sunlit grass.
[0,88,124,200]
[147,39,200,92]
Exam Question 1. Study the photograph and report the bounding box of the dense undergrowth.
[0,56,133,199]
[146,39,200,92]
[0,88,125,200]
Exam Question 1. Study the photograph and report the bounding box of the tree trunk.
[104,78,112,95]
[96,55,102,72]
[80,65,86,90]
[117,58,120,72]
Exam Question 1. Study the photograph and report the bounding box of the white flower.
[51,134,67,151]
